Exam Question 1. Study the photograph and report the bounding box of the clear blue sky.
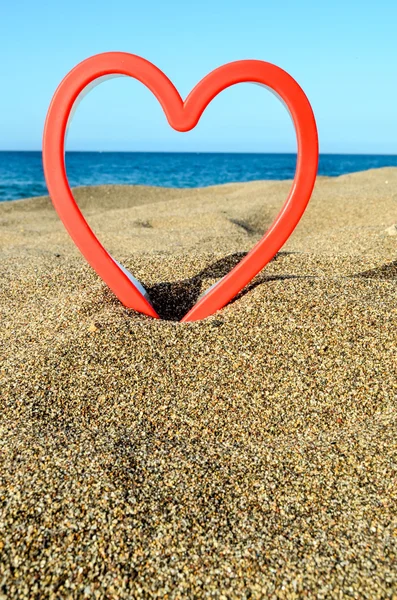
[2,0,396,153]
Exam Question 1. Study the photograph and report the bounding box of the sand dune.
[0,169,396,597]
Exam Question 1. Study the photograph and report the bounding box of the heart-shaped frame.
[43,52,318,322]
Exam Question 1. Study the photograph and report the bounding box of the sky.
[1,0,397,154]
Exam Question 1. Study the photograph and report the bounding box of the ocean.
[1,151,397,202]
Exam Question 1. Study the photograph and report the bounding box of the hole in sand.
[146,251,303,321]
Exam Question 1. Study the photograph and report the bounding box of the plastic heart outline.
[43,52,318,322]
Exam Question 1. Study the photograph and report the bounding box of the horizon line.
[1,150,397,157]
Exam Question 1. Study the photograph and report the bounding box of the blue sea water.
[1,151,397,202]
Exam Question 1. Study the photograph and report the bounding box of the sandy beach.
[0,168,396,598]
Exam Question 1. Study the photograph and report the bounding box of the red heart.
[43,53,318,322]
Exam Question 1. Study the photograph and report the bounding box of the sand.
[0,168,396,598]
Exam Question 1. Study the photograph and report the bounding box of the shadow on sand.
[145,253,396,321]
[146,251,308,321]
